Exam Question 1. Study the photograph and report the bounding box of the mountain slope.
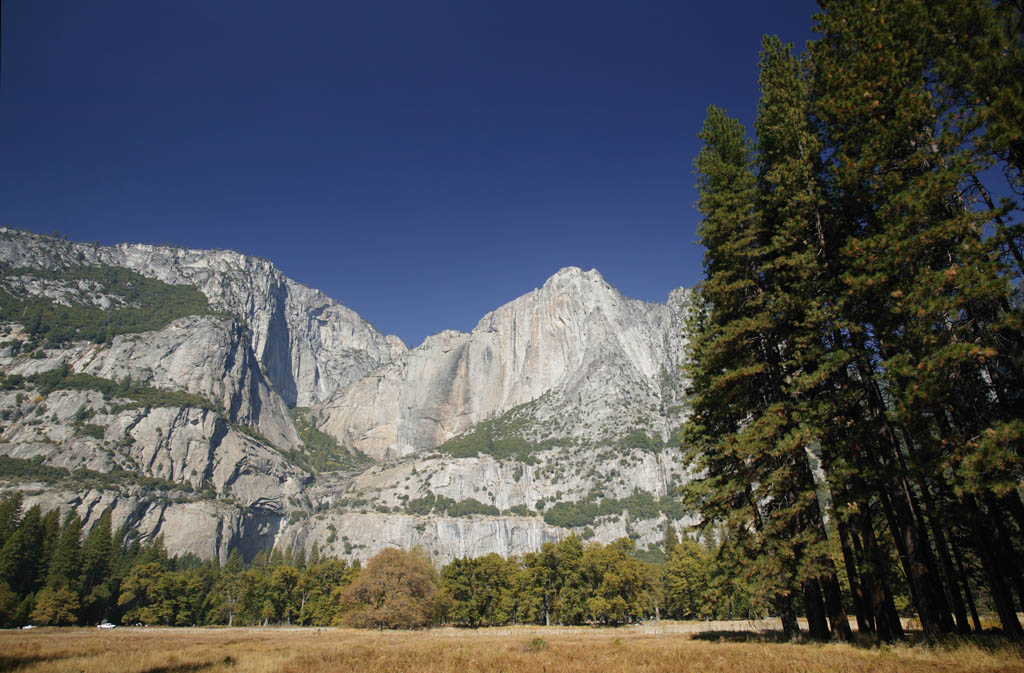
[0,228,402,407]
[316,267,691,460]
[0,228,695,564]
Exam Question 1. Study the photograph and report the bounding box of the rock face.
[0,228,694,564]
[0,228,402,407]
[0,315,309,512]
[316,267,691,460]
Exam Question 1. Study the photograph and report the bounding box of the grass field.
[1,623,1022,673]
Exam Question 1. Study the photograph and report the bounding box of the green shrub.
[0,455,192,493]
[284,407,371,473]
[75,423,105,439]
[402,493,499,517]
[234,424,275,447]
[445,497,499,518]
[524,638,547,652]
[0,455,68,482]
[0,373,25,390]
[433,400,570,463]
[0,265,221,342]
[542,490,685,528]
[614,428,665,452]
[25,369,224,415]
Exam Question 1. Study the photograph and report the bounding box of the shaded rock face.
[14,488,288,564]
[0,229,695,564]
[316,267,691,460]
[78,316,300,449]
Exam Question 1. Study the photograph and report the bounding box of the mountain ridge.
[0,227,695,564]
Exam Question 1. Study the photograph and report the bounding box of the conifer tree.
[46,511,83,592]
[685,1,1024,641]
[0,505,45,597]
[79,509,113,624]
[753,34,853,641]
[0,494,22,550]
[684,104,804,639]
[811,0,1023,637]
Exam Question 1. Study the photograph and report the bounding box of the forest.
[683,0,1023,643]
[0,494,759,629]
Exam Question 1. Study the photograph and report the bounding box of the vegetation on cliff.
[0,265,217,344]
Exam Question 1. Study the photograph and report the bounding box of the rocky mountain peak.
[1,229,694,565]
[0,227,398,407]
[316,265,690,461]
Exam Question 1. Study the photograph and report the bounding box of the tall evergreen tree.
[811,0,1023,637]
[0,505,46,597]
[685,0,1024,642]
[79,509,113,624]
[46,511,83,592]
[0,493,23,550]
[684,103,805,639]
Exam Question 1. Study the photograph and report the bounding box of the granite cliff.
[0,228,695,564]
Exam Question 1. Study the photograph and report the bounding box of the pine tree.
[79,509,113,624]
[46,511,83,593]
[684,103,805,639]
[753,34,853,642]
[0,493,23,550]
[0,505,46,596]
[811,0,1023,637]
[217,549,245,627]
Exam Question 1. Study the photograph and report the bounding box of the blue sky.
[1,1,818,347]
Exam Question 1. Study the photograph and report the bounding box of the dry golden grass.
[1,624,1022,673]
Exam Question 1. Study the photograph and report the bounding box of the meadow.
[1,622,1022,673]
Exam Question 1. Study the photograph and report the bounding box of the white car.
[97,622,116,629]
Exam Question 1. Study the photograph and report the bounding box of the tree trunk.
[775,593,800,641]
[858,494,900,642]
[986,493,1024,619]
[951,539,983,633]
[920,483,971,634]
[963,494,1023,638]
[838,517,872,633]
[849,348,951,636]
[820,566,854,641]
[803,579,830,641]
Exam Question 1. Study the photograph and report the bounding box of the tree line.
[684,0,1023,642]
[0,495,787,629]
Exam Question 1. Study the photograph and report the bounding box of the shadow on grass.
[139,657,235,673]
[0,655,69,672]
[1,654,235,673]
[691,628,909,648]
[692,628,1024,654]
[690,629,790,644]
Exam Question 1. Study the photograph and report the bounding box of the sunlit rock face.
[316,267,692,460]
[0,228,402,407]
[0,228,695,563]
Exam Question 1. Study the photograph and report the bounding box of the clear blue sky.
[1,1,818,348]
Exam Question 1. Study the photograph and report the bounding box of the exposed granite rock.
[316,267,691,459]
[0,229,698,564]
[0,227,400,406]
[345,446,690,512]
[8,486,284,564]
